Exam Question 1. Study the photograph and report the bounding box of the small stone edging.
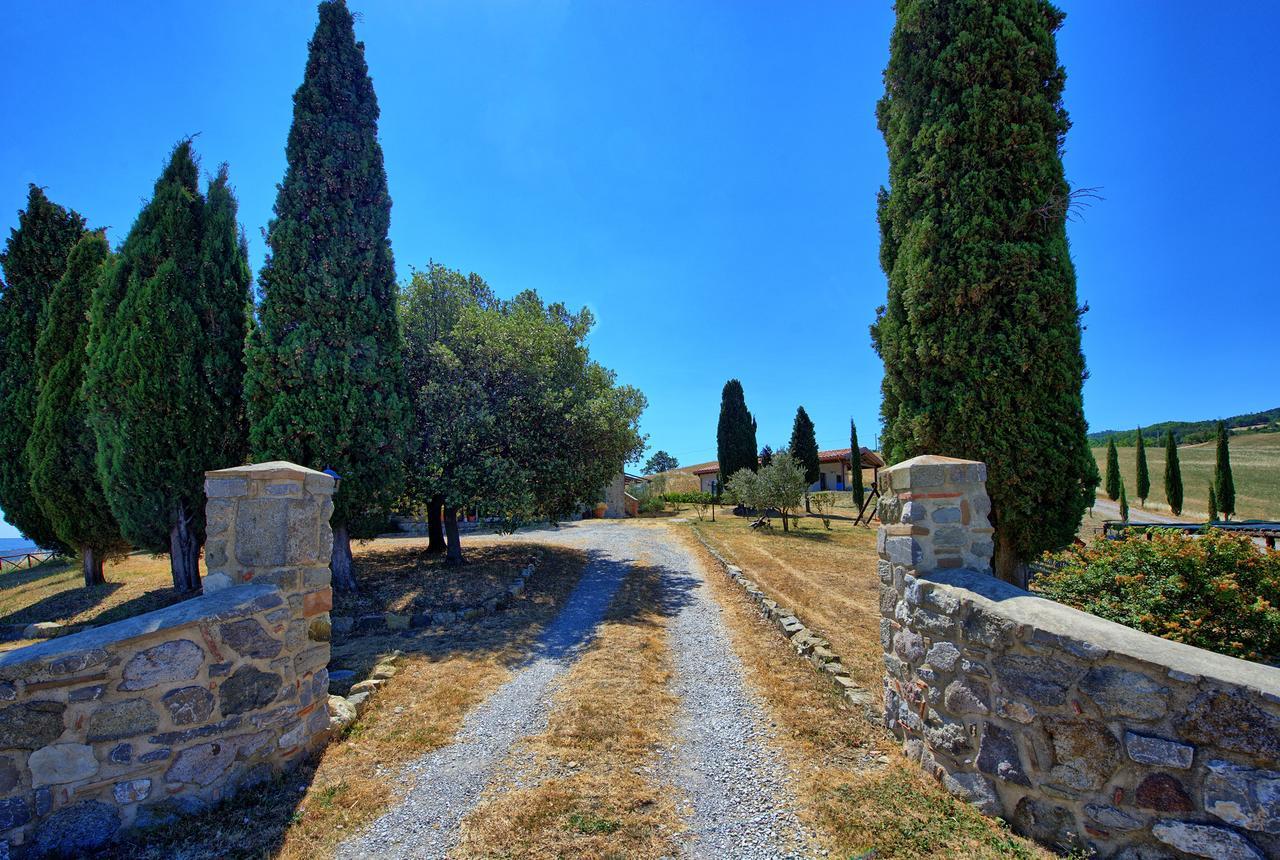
[690,526,876,718]
[323,551,545,731]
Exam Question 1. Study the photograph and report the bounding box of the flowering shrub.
[1032,529,1280,663]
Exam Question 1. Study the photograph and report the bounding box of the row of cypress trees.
[0,0,406,592]
[1103,422,1236,522]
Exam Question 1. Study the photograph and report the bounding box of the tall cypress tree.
[872,0,1096,585]
[788,406,820,512]
[1208,484,1218,523]
[1118,478,1128,523]
[1134,427,1150,506]
[850,418,865,516]
[1104,437,1121,501]
[27,232,128,586]
[0,186,84,551]
[1214,421,1235,521]
[1163,430,1183,516]
[715,379,758,492]
[245,0,409,591]
[87,141,248,592]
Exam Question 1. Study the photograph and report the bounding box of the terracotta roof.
[691,463,720,475]
[687,447,884,476]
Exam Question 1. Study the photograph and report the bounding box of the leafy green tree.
[1134,428,1150,506]
[1164,430,1183,515]
[716,379,757,491]
[762,452,809,532]
[86,141,248,593]
[759,445,774,468]
[1105,438,1121,501]
[246,0,410,590]
[850,418,865,516]
[1119,478,1128,523]
[788,406,820,512]
[871,0,1097,584]
[724,468,763,514]
[27,232,128,586]
[642,450,679,475]
[0,186,84,551]
[402,272,645,565]
[1214,421,1235,521]
[1208,484,1218,523]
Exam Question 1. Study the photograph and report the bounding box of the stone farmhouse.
[691,447,886,495]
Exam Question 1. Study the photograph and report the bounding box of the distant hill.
[1088,407,1280,446]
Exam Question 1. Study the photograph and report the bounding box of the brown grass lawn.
[105,542,590,860]
[455,557,683,859]
[678,517,1048,858]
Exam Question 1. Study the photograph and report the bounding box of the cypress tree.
[1163,430,1183,516]
[1134,428,1150,506]
[1104,437,1120,502]
[759,445,774,468]
[715,379,758,490]
[86,141,247,593]
[871,0,1096,585]
[245,0,409,591]
[850,418,865,515]
[1208,484,1218,523]
[788,406,820,511]
[0,186,84,551]
[1214,421,1235,521]
[27,232,128,586]
[1119,479,1128,523]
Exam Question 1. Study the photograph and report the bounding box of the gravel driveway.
[334,520,815,859]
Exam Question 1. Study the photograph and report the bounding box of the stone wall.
[0,461,334,857]
[878,454,1280,860]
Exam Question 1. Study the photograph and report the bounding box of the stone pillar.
[876,454,995,576]
[203,461,335,709]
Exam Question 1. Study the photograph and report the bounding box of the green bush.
[1033,530,1280,663]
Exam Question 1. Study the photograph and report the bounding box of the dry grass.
[676,528,1049,858]
[105,544,590,860]
[454,556,683,860]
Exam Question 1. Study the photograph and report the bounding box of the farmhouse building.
[691,447,885,494]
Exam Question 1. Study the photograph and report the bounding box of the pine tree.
[0,186,84,551]
[716,379,757,490]
[871,0,1096,585]
[759,445,774,468]
[850,418,865,516]
[788,406,821,512]
[1119,478,1128,523]
[1134,428,1150,506]
[1214,421,1235,522]
[1163,430,1183,516]
[86,141,247,593]
[1208,484,1218,523]
[1105,437,1121,501]
[245,0,409,591]
[27,232,128,586]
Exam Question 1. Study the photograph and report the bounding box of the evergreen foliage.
[759,445,774,468]
[0,186,84,551]
[86,141,249,592]
[642,450,679,475]
[1214,421,1235,521]
[1164,430,1183,515]
[850,418,865,514]
[1135,427,1150,505]
[1104,437,1120,501]
[788,406,820,511]
[27,232,128,585]
[871,0,1096,583]
[716,379,757,489]
[1119,479,1128,522]
[1208,484,1218,522]
[245,0,410,589]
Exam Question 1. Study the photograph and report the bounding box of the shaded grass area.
[101,543,589,860]
[455,555,686,859]
[677,529,1049,858]
[1091,431,1280,521]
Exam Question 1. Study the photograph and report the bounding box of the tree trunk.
[169,506,201,593]
[331,523,358,592]
[426,494,446,555]
[82,545,105,588]
[444,506,465,566]
[805,492,811,513]
[992,530,1028,589]
[781,512,789,532]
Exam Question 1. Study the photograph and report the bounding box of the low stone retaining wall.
[0,462,335,858]
[691,527,877,716]
[878,455,1280,860]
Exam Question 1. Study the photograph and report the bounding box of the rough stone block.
[205,477,248,498]
[1177,689,1280,760]
[1203,759,1280,833]
[162,686,216,725]
[119,639,204,691]
[113,778,151,804]
[219,666,283,717]
[1045,718,1121,791]
[1124,731,1194,770]
[220,618,283,659]
[1080,665,1169,720]
[165,741,237,787]
[30,800,119,857]
[1135,772,1193,812]
[28,743,98,786]
[976,723,1029,786]
[941,771,1000,816]
[87,698,157,742]
[992,654,1073,706]
[0,701,66,749]
[1151,819,1264,860]
[943,678,990,715]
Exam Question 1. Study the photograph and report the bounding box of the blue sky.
[2,2,1278,540]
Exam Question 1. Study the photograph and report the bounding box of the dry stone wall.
[0,462,334,858]
[878,454,1280,860]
